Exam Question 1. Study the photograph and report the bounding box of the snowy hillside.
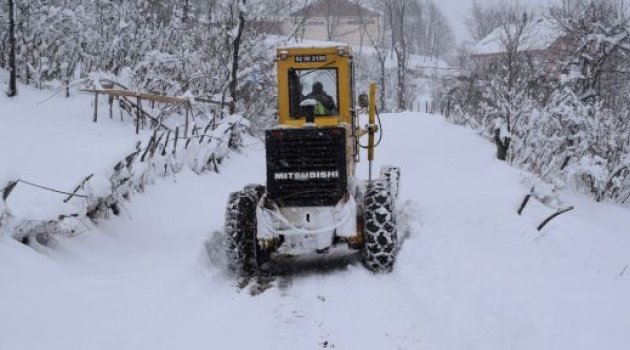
[0,77,146,219]
[2,112,629,350]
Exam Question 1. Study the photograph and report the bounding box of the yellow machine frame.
[275,43,378,180]
[275,45,354,127]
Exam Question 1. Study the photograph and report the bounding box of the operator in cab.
[305,81,337,115]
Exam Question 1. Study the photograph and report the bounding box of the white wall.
[291,15,381,47]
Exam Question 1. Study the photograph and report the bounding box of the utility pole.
[7,0,18,97]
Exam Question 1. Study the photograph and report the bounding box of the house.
[289,0,382,47]
[471,17,565,73]
[249,21,286,36]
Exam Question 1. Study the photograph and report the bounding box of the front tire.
[224,185,265,276]
[380,165,401,200]
[362,181,397,272]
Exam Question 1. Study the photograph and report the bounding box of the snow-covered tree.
[0,0,278,128]
[454,2,538,160]
[6,0,17,97]
[358,0,454,112]
[465,0,508,42]
[549,0,630,106]
[450,0,630,202]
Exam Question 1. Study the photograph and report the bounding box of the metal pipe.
[368,81,377,181]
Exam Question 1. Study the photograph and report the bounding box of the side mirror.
[358,93,369,108]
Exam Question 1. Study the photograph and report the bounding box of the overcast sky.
[435,0,556,44]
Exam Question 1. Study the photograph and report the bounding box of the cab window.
[289,68,339,118]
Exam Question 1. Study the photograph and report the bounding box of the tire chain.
[380,166,401,200]
[362,180,397,272]
[224,184,265,275]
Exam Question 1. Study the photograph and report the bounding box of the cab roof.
[278,39,351,51]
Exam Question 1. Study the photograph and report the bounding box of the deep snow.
[0,82,146,219]
[1,107,630,349]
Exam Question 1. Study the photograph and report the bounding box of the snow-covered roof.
[278,39,350,50]
[356,46,450,71]
[274,40,451,73]
[291,0,379,18]
[400,54,450,71]
[472,17,561,56]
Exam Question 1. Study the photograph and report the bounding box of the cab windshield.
[288,68,339,118]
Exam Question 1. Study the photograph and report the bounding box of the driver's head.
[312,81,324,94]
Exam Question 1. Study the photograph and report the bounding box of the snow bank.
[2,116,250,244]
[278,38,349,49]
[2,112,629,350]
[0,76,251,244]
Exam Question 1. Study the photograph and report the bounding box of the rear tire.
[224,184,265,276]
[362,181,397,272]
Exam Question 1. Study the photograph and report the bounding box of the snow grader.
[224,42,400,275]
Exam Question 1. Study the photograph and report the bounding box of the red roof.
[291,0,379,18]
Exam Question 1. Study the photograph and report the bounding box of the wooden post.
[93,92,98,123]
[2,181,19,201]
[447,97,452,117]
[162,131,171,156]
[66,80,70,98]
[63,174,94,203]
[517,194,532,215]
[109,95,114,119]
[185,107,190,137]
[119,98,124,122]
[173,127,179,155]
[137,97,145,129]
[135,96,141,135]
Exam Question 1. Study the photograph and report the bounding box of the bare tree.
[465,0,505,41]
[444,0,630,201]
[285,0,316,42]
[183,0,190,24]
[406,0,454,59]
[7,0,17,97]
[549,0,630,104]
[356,0,387,109]
[426,1,455,59]
[229,0,247,114]
[384,0,408,111]
[491,5,535,160]
[322,0,340,40]
[461,1,535,160]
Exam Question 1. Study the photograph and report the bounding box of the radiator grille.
[266,127,347,207]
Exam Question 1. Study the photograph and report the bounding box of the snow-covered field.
[2,94,630,349]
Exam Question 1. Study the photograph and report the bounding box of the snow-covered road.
[2,113,630,350]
